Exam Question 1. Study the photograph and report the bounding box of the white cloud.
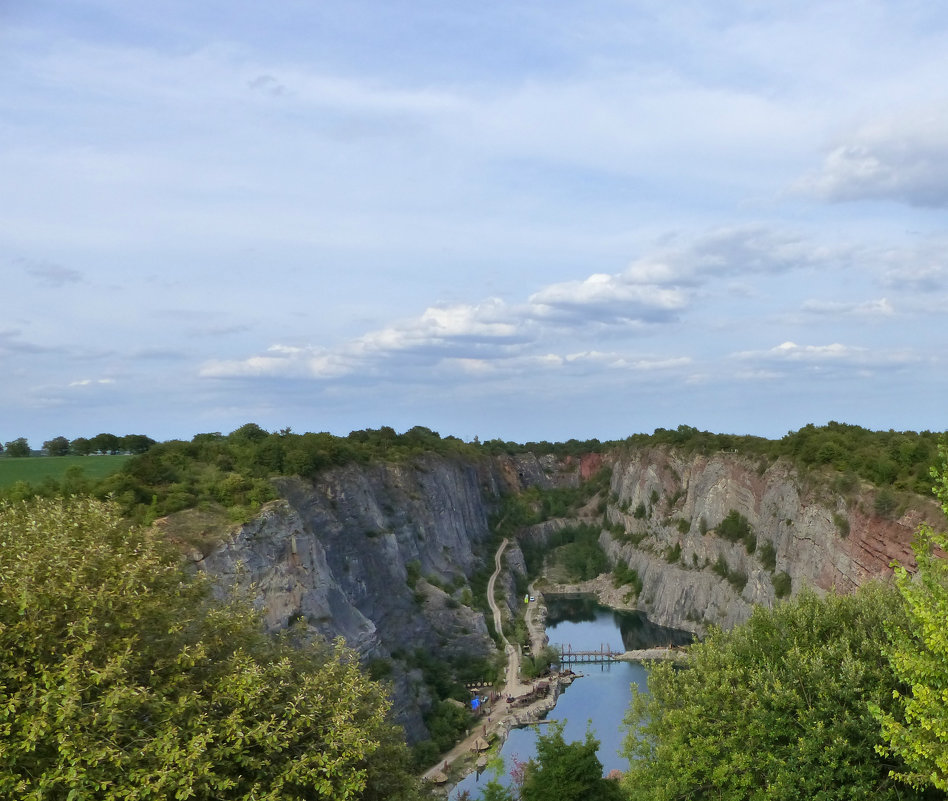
[528,273,687,324]
[797,106,948,207]
[68,378,116,388]
[734,341,919,370]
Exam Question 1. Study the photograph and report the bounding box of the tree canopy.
[3,437,30,457]
[0,496,421,800]
[623,585,931,801]
[874,446,948,792]
[518,721,623,801]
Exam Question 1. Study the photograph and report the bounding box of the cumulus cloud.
[528,273,686,325]
[798,107,948,207]
[199,225,873,386]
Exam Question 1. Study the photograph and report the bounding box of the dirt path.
[422,538,552,785]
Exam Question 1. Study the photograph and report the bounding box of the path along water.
[448,595,691,799]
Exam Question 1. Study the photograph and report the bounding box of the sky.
[3,0,948,447]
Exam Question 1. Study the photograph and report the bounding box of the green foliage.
[711,555,747,594]
[42,436,70,456]
[543,524,609,582]
[624,585,927,801]
[758,540,777,572]
[664,542,681,563]
[519,721,623,801]
[406,559,422,588]
[473,779,515,801]
[521,646,559,680]
[2,437,30,457]
[423,700,474,754]
[0,497,420,801]
[675,517,690,534]
[716,509,756,553]
[873,447,948,792]
[772,570,792,598]
[833,511,851,537]
[624,422,943,495]
[632,501,647,519]
[876,487,900,517]
[612,562,643,596]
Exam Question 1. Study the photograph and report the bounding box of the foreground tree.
[874,447,948,792]
[518,721,623,801]
[0,497,421,800]
[623,585,931,801]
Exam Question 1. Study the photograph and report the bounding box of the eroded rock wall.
[605,447,927,633]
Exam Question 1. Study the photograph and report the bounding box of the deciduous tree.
[519,721,623,801]
[873,446,948,792]
[623,585,927,801]
[3,437,30,457]
[0,496,419,800]
[42,435,70,456]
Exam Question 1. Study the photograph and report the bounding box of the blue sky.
[3,0,947,446]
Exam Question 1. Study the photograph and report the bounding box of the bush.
[759,541,777,572]
[833,512,851,537]
[874,489,898,518]
[773,570,792,598]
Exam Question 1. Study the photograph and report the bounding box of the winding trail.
[422,537,543,784]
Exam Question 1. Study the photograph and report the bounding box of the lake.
[448,595,691,799]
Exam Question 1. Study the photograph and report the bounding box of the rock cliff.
[196,451,584,741]
[603,447,934,633]
[191,445,935,740]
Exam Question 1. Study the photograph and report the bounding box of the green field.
[0,454,132,489]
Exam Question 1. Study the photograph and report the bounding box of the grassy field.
[0,454,132,489]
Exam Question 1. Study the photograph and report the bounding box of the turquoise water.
[448,596,690,799]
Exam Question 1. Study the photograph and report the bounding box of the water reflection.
[545,594,694,652]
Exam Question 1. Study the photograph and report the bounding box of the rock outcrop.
[604,448,933,633]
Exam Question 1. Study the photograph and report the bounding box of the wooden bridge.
[553,644,622,665]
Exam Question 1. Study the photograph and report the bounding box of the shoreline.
[426,569,688,793]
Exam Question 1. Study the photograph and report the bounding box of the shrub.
[773,571,792,598]
[759,541,777,572]
[833,512,851,538]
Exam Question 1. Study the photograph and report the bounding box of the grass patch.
[0,455,132,490]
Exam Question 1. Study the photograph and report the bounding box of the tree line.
[1,433,156,457]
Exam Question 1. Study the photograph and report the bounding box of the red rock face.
[843,509,918,586]
[579,452,603,480]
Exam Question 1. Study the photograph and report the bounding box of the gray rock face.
[605,448,924,633]
[198,451,579,741]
